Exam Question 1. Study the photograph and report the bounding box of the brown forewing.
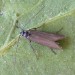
[28,33,62,49]
[29,30,64,41]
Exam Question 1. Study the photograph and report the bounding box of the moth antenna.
[25,6,45,26]
[16,5,44,31]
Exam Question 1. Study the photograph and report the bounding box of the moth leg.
[29,41,39,59]
[14,35,21,49]
[29,40,35,51]
[56,27,63,33]
[15,35,21,51]
[12,35,21,67]
[51,49,57,54]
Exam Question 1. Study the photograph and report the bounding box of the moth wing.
[28,34,61,49]
[30,30,64,41]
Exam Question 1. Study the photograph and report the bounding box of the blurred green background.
[0,0,75,75]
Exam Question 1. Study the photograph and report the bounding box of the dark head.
[20,30,31,38]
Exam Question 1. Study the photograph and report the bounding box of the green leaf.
[0,0,75,75]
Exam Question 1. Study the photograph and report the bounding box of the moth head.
[20,30,31,38]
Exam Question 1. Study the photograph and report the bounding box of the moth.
[20,29,65,49]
